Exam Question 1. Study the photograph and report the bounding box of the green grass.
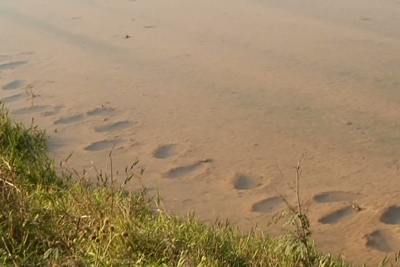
[0,106,388,266]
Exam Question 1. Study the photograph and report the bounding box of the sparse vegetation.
[0,106,396,266]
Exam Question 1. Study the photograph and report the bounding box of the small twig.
[351,202,362,212]
[0,158,21,192]
[278,151,313,266]
[394,250,400,264]
[2,237,18,267]
[304,193,314,214]
[274,189,294,212]
[295,157,302,216]
[91,161,101,177]
[294,151,312,266]
[25,84,40,108]
[0,177,21,193]
[108,141,117,187]
[2,157,13,171]
[108,141,117,213]
[276,164,296,193]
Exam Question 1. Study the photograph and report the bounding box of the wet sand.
[1,0,400,264]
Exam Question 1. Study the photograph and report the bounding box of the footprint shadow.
[232,173,262,190]
[84,140,118,152]
[12,105,52,115]
[95,121,135,133]
[313,191,362,203]
[0,55,10,62]
[46,136,64,152]
[1,93,25,103]
[42,106,64,117]
[165,162,202,179]
[0,61,28,71]
[251,196,285,213]
[379,206,400,225]
[87,107,119,117]
[2,79,24,90]
[153,144,180,159]
[54,114,85,125]
[365,229,400,253]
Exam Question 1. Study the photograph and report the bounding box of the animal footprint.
[87,107,118,116]
[1,93,25,103]
[153,144,180,159]
[165,162,202,179]
[164,159,211,179]
[54,114,85,125]
[12,105,52,115]
[232,173,262,190]
[95,121,135,133]
[42,106,63,117]
[0,55,10,62]
[313,191,362,203]
[84,140,117,151]
[379,206,400,225]
[0,61,28,71]
[251,196,285,213]
[46,136,64,151]
[2,79,24,90]
[365,229,400,253]
[318,206,355,224]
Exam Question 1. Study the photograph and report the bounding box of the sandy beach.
[1,0,400,264]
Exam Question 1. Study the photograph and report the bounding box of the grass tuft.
[0,106,395,266]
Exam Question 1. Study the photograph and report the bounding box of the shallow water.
[1,0,400,264]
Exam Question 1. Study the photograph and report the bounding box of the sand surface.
[1,0,400,264]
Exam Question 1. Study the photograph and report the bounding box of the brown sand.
[1,0,400,264]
